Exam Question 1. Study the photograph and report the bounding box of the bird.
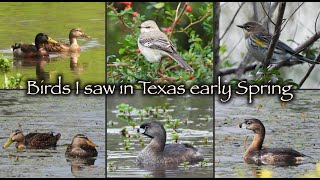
[138,20,193,74]
[65,134,98,158]
[237,21,319,65]
[238,118,310,166]
[136,121,203,167]
[43,28,90,53]
[12,33,58,58]
[2,129,61,149]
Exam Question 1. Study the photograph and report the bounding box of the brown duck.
[12,33,58,58]
[65,134,98,158]
[238,118,310,166]
[3,129,61,149]
[43,28,89,53]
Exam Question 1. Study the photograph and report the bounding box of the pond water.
[0,2,105,88]
[0,90,105,178]
[106,93,214,178]
[215,90,320,178]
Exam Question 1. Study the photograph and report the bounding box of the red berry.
[126,2,132,6]
[119,2,126,5]
[133,12,139,17]
[125,5,131,9]
[186,5,192,12]
[189,75,195,80]
[136,49,141,53]
[164,27,172,33]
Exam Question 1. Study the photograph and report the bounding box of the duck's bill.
[47,37,58,44]
[3,138,13,149]
[238,123,246,129]
[86,140,98,147]
[82,34,90,38]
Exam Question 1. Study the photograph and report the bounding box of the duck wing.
[260,148,308,157]
[25,132,61,149]
[43,41,69,52]
[12,43,38,53]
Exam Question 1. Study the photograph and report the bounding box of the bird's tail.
[293,54,319,64]
[169,53,194,71]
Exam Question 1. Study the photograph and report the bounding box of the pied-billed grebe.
[136,121,203,167]
[238,118,309,166]
[12,33,58,58]
[3,129,61,149]
[43,28,89,53]
[65,134,98,158]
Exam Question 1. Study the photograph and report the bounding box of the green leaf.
[154,2,165,9]
[119,48,126,55]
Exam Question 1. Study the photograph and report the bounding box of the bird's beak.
[238,122,246,129]
[47,37,58,44]
[3,138,13,149]
[237,25,244,29]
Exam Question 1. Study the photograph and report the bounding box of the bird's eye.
[245,25,251,30]
[246,122,251,125]
[146,26,151,29]
[145,126,149,130]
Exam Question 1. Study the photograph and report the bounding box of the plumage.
[43,28,89,53]
[12,33,58,58]
[3,129,61,149]
[65,134,98,158]
[239,118,309,166]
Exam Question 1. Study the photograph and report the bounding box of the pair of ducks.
[2,129,98,158]
[12,28,89,58]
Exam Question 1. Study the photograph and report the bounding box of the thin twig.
[263,2,286,68]
[214,2,220,83]
[177,11,211,33]
[261,2,279,28]
[107,3,136,36]
[168,2,188,39]
[298,53,320,88]
[260,2,276,26]
[107,63,130,67]
[252,2,259,21]
[315,10,320,36]
[220,2,245,40]
[281,2,304,31]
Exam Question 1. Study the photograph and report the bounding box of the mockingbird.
[138,20,193,74]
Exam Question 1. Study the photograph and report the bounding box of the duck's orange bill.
[47,37,58,44]
[86,140,98,147]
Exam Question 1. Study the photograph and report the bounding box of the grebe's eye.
[246,121,251,125]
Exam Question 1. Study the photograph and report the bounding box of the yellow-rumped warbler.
[138,20,193,73]
[237,21,319,64]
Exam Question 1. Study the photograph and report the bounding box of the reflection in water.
[66,157,97,177]
[13,52,85,82]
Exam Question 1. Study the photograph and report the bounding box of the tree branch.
[263,2,286,68]
[220,2,245,40]
[168,2,188,39]
[298,52,320,88]
[214,2,220,83]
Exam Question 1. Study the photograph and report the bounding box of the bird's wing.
[139,33,176,54]
[256,32,297,54]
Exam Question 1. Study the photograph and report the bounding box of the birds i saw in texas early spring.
[138,20,193,74]
[237,21,319,65]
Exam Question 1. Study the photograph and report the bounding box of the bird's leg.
[155,58,164,75]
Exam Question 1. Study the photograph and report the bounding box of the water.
[0,90,105,178]
[106,93,214,178]
[215,90,320,178]
[0,2,105,88]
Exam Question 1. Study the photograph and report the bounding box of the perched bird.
[136,121,203,167]
[12,33,58,58]
[138,20,193,74]
[3,129,61,149]
[43,28,90,53]
[238,118,310,166]
[237,21,319,65]
[65,134,98,158]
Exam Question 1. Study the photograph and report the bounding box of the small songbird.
[138,20,193,74]
[237,21,318,65]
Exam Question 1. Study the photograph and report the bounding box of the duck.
[12,33,58,58]
[136,121,204,167]
[43,28,89,53]
[238,118,310,166]
[65,134,98,158]
[2,129,61,149]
